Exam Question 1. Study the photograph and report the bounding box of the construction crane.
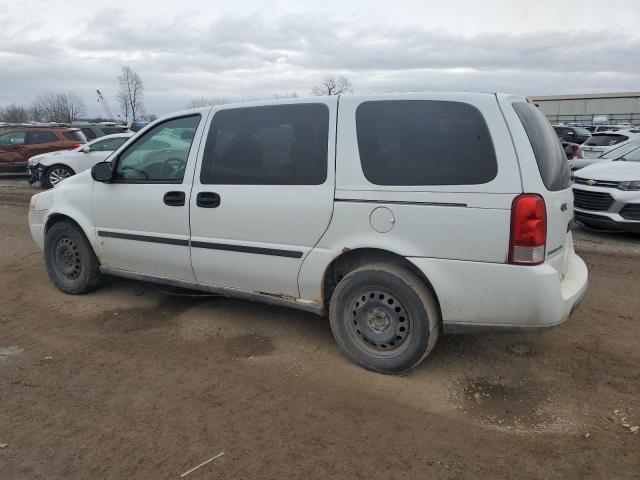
[96,89,115,121]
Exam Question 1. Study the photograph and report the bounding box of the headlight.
[618,181,640,190]
[29,157,41,166]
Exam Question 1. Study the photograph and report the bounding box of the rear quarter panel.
[298,92,522,301]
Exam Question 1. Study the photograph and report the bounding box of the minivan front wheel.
[44,221,102,294]
[329,263,440,373]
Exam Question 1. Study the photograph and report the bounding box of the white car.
[569,139,640,171]
[27,133,133,188]
[579,129,640,160]
[27,93,588,373]
[573,149,640,233]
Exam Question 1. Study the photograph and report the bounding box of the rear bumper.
[408,250,588,334]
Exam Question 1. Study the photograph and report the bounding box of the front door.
[189,101,337,297]
[0,130,28,168]
[91,113,207,281]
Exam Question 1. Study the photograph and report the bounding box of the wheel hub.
[50,168,71,185]
[348,289,411,354]
[54,237,81,279]
[367,307,391,333]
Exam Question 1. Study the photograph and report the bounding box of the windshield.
[601,141,640,159]
[573,127,591,136]
[620,147,640,162]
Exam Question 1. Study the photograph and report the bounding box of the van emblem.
[560,203,567,212]
[586,179,596,186]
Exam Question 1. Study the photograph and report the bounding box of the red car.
[0,126,86,173]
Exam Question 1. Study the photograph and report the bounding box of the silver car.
[569,140,640,171]
[573,149,640,233]
[579,129,640,160]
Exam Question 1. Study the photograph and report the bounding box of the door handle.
[163,191,185,206]
[196,192,221,208]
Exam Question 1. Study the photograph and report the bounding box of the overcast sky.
[1,0,639,117]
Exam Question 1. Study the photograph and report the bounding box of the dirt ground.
[0,178,638,479]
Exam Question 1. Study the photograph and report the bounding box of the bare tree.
[185,97,231,109]
[0,103,29,123]
[29,101,46,122]
[31,92,86,123]
[64,92,86,122]
[116,66,145,123]
[311,75,353,96]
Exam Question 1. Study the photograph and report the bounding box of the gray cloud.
[1,8,639,116]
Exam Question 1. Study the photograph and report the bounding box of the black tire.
[329,263,440,374]
[44,221,103,294]
[42,164,75,189]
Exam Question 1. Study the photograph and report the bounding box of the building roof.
[529,92,640,101]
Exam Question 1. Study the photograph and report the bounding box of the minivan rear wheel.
[44,221,102,294]
[329,263,440,373]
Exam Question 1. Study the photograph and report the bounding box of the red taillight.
[509,194,546,265]
[70,143,83,149]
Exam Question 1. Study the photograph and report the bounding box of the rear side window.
[81,128,97,140]
[572,127,591,136]
[356,100,497,186]
[64,130,87,142]
[585,134,629,146]
[28,131,59,144]
[200,103,329,185]
[512,102,571,191]
[101,127,127,135]
[91,137,128,152]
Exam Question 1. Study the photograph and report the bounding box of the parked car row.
[553,122,640,164]
[70,121,130,140]
[572,149,640,233]
[548,122,640,233]
[27,133,132,187]
[0,122,132,175]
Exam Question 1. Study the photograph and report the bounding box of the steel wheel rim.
[49,168,71,185]
[345,288,412,358]
[54,236,82,280]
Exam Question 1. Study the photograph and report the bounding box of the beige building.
[528,92,640,125]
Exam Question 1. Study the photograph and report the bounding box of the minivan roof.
[178,91,520,114]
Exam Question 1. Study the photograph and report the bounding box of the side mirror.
[81,146,91,153]
[91,161,114,182]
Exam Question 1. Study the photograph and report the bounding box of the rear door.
[26,130,63,159]
[189,100,337,297]
[499,96,574,275]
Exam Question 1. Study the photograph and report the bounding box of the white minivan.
[28,93,588,373]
